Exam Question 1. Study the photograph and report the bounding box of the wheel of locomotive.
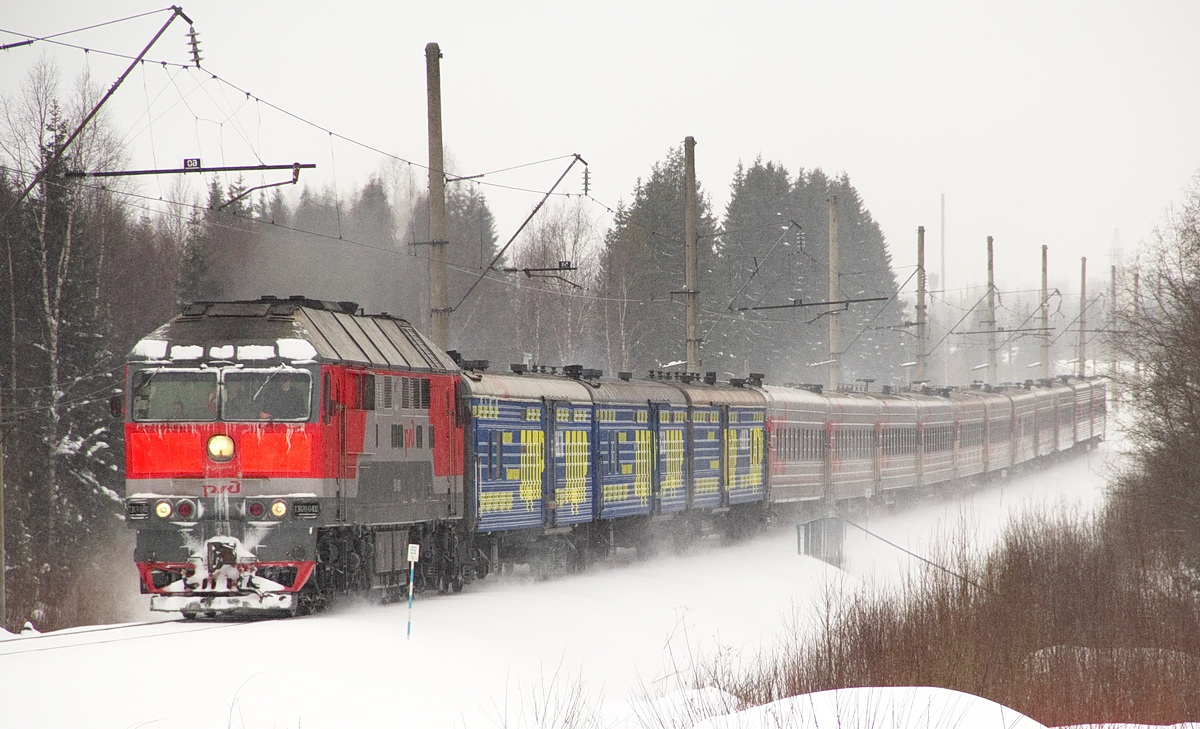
[315,534,338,566]
[345,549,362,575]
[435,525,461,594]
[355,533,376,564]
[294,581,324,616]
[349,566,373,600]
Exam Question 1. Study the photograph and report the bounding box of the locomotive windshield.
[130,368,312,422]
[131,370,218,422]
[222,370,311,421]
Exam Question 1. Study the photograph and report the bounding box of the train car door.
[648,402,663,515]
[543,401,560,528]
[718,404,731,508]
[323,370,348,522]
[689,406,722,510]
[552,401,591,526]
[657,403,687,514]
[725,408,766,505]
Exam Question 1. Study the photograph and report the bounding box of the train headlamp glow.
[154,500,172,519]
[270,500,288,518]
[207,434,235,462]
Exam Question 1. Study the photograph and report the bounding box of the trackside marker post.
[407,543,420,639]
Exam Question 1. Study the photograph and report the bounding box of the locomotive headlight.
[270,500,288,518]
[154,500,172,519]
[207,434,235,462]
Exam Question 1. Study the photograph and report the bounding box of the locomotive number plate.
[293,501,321,518]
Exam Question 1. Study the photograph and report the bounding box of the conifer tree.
[597,146,717,374]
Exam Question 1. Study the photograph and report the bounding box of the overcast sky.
[3,1,1198,296]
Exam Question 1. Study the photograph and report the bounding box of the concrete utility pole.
[827,196,840,390]
[1041,245,1050,380]
[426,42,449,349]
[916,226,928,384]
[940,193,948,384]
[683,136,700,372]
[940,194,946,295]
[1133,269,1142,381]
[1110,264,1118,379]
[986,236,998,386]
[1078,256,1087,377]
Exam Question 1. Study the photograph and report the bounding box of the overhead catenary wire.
[5,16,1076,349]
[0,7,173,47]
[0,5,192,227]
[3,20,701,262]
[2,23,588,207]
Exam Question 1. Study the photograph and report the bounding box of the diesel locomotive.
[121,296,1105,617]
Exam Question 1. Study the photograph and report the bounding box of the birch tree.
[0,58,134,629]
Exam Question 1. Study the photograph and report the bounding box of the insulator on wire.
[186,26,203,67]
[582,167,590,197]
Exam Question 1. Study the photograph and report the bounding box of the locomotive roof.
[129,296,459,373]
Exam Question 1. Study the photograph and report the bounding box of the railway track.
[0,616,262,657]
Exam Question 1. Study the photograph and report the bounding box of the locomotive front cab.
[124,330,330,616]
[123,296,465,617]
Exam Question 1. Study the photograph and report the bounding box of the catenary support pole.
[916,226,927,384]
[940,193,948,384]
[1078,257,1087,377]
[828,196,840,390]
[426,42,449,349]
[683,136,700,372]
[1133,269,1141,381]
[987,236,997,386]
[1042,245,1050,380]
[1110,264,1118,379]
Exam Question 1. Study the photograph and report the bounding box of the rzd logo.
[203,482,242,497]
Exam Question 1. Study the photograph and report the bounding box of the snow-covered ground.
[5,439,1188,728]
